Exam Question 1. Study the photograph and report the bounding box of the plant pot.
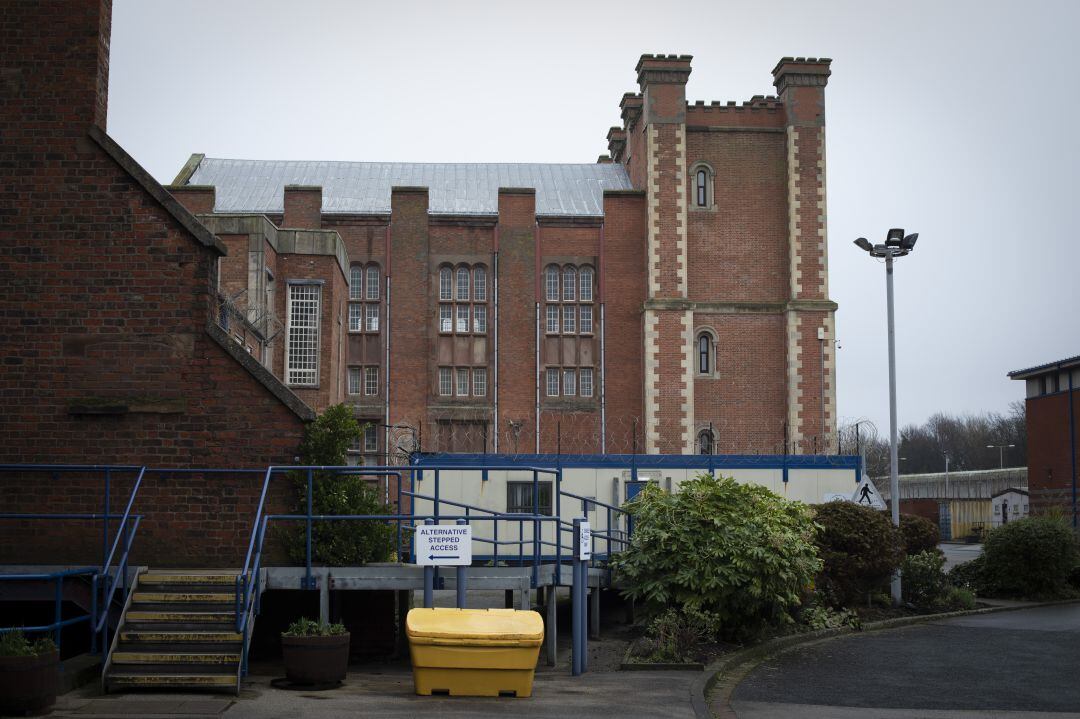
[281,633,350,686]
[0,649,59,715]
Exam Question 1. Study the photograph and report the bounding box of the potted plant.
[281,618,350,686]
[0,630,59,715]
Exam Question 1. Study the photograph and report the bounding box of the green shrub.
[899,514,940,555]
[944,586,976,610]
[799,602,861,631]
[901,550,950,607]
[612,473,821,641]
[948,554,986,593]
[641,607,720,663]
[813,501,904,607]
[282,617,348,637]
[0,630,56,657]
[283,405,396,566]
[981,517,1079,599]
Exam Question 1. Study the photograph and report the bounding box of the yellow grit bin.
[406,607,545,697]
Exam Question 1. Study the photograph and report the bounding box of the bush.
[0,630,56,657]
[813,502,904,607]
[900,514,940,555]
[945,586,976,610]
[612,473,821,641]
[902,550,950,607]
[799,602,861,631]
[282,617,347,637]
[283,405,396,566]
[640,607,720,663]
[980,517,1079,599]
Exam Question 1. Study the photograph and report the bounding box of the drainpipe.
[535,221,541,454]
[599,222,606,454]
[493,227,500,453]
[384,223,391,465]
[1069,369,1077,528]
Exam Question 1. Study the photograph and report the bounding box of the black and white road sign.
[578,521,591,561]
[852,479,887,510]
[415,524,472,566]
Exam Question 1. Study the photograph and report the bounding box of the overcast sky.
[108,0,1079,436]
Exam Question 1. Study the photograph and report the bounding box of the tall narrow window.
[696,169,708,207]
[347,367,361,395]
[349,266,363,300]
[579,305,593,334]
[364,366,379,396]
[286,284,320,386]
[455,368,469,397]
[562,267,577,301]
[439,267,453,301]
[473,267,487,301]
[562,368,576,396]
[698,334,711,374]
[473,305,487,334]
[562,305,576,334]
[545,265,559,302]
[546,368,559,397]
[349,303,362,332]
[439,305,452,333]
[456,305,469,333]
[365,266,379,300]
[438,367,453,396]
[698,429,715,455]
[363,424,378,453]
[545,305,559,334]
[365,304,379,332]
[472,368,487,397]
[456,267,470,301]
[579,267,594,302]
[580,368,594,397]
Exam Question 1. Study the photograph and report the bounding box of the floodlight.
[885,228,904,247]
[854,237,873,252]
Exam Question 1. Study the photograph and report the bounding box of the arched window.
[456,267,470,301]
[544,265,560,302]
[698,429,715,455]
[579,266,594,302]
[562,267,577,301]
[696,330,716,376]
[349,266,363,301]
[696,169,708,207]
[439,267,452,301]
[691,163,714,209]
[365,265,379,300]
[473,266,487,302]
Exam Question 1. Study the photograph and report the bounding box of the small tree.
[980,517,1079,599]
[899,514,941,556]
[814,501,904,607]
[612,473,821,641]
[284,405,396,566]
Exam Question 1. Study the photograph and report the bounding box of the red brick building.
[1009,355,1080,524]
[170,56,839,461]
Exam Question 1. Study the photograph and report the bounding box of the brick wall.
[1026,390,1080,518]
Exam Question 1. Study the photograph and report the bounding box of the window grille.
[456,305,469,333]
[580,267,594,301]
[456,267,470,301]
[545,265,559,302]
[438,367,453,396]
[563,368,576,396]
[562,305,576,334]
[286,284,320,386]
[365,266,380,300]
[349,303,362,332]
[580,367,593,397]
[347,367,361,394]
[364,366,378,396]
[473,368,487,397]
[440,305,452,333]
[473,267,487,301]
[473,305,487,334]
[562,267,577,301]
[579,305,593,334]
[349,266,363,300]
[546,368,559,397]
[507,481,553,515]
[456,368,469,397]
[363,424,378,453]
[439,267,453,301]
[365,304,379,332]
[545,305,559,334]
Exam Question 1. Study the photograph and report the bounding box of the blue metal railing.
[0,465,146,655]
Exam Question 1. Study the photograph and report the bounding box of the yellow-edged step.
[133,592,233,603]
[406,608,543,698]
[119,631,241,643]
[140,574,237,585]
[107,674,235,687]
[111,652,239,664]
[126,611,232,623]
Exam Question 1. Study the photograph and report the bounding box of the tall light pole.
[855,228,919,605]
[986,443,1015,469]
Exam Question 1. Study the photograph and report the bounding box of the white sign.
[852,479,887,511]
[578,521,591,561]
[415,524,472,566]
[823,492,852,503]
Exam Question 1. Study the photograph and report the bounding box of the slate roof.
[186,158,634,217]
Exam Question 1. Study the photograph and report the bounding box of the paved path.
[731,604,1080,718]
[939,542,983,570]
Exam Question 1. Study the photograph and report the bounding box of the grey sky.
[107,0,1080,435]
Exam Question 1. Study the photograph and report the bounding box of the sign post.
[572,518,590,676]
[455,518,468,609]
[416,519,472,608]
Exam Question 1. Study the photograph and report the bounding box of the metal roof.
[186,159,634,217]
[1007,354,1080,379]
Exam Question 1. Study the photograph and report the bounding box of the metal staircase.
[103,571,241,693]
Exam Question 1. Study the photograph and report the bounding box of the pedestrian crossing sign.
[852,479,887,510]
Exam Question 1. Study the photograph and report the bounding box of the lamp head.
[854,237,873,252]
[886,228,904,247]
[901,233,919,251]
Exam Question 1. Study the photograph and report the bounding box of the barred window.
[456,304,469,333]
[286,284,320,386]
[438,367,453,396]
[439,267,453,301]
[472,368,487,397]
[440,304,452,333]
[347,367,361,395]
[365,304,379,332]
[579,267,594,302]
[545,304,559,334]
[456,267,470,301]
[455,368,470,397]
[507,481,552,515]
[349,303,363,332]
[364,424,378,453]
[562,305,576,334]
[563,368,576,396]
[349,266,363,300]
[562,267,577,301]
[473,267,487,302]
[545,265,559,302]
[364,366,378,396]
[580,368,593,397]
[546,368,559,397]
[579,304,593,334]
[365,266,379,300]
[473,305,487,334]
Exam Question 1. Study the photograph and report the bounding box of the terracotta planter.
[0,649,59,715]
[281,633,350,685]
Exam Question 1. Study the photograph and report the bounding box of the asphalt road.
[732,604,1080,717]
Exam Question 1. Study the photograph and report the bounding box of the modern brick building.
[168,56,839,462]
[1008,355,1079,524]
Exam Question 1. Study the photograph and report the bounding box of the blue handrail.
[0,567,99,652]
